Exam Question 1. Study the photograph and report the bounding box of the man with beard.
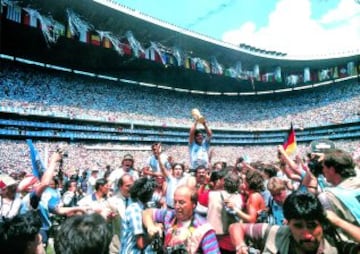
[229,191,360,254]
[187,165,210,190]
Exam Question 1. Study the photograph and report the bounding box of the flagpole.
[44,145,49,169]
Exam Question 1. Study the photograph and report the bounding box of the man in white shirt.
[86,169,99,195]
[78,178,111,217]
[108,154,138,192]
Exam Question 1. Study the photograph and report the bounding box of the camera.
[145,201,157,209]
[307,154,323,177]
[165,244,188,254]
[56,147,68,172]
[307,139,335,177]
[56,147,68,158]
[151,233,163,252]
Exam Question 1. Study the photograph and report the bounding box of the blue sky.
[116,0,360,57]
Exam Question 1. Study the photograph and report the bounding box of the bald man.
[143,185,220,254]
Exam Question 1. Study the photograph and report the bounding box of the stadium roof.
[2,0,359,93]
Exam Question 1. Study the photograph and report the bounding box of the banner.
[304,67,311,82]
[27,139,46,180]
[6,4,21,23]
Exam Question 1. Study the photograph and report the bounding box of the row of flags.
[286,64,358,87]
[1,1,358,85]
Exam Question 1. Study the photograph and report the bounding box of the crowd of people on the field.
[1,118,360,254]
[0,139,359,177]
[1,62,360,130]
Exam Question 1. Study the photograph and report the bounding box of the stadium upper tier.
[1,0,359,93]
[1,61,359,131]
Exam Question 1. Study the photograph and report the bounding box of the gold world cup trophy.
[191,108,205,124]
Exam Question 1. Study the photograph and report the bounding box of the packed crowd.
[1,62,360,130]
[1,119,360,254]
[1,139,359,176]
[1,61,360,254]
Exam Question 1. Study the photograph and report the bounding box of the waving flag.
[27,139,46,180]
[283,123,297,155]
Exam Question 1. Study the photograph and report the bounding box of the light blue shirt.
[189,139,210,169]
[271,200,285,225]
[120,201,155,254]
[147,153,171,172]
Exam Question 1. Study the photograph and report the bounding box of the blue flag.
[26,139,46,180]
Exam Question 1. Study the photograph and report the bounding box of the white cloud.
[320,0,359,23]
[222,0,360,57]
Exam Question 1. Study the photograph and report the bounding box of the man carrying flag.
[276,123,302,187]
[21,141,85,246]
[278,124,322,194]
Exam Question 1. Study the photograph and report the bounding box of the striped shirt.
[120,201,155,254]
[154,209,220,254]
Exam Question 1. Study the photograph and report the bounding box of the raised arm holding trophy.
[189,108,213,172]
[191,108,206,124]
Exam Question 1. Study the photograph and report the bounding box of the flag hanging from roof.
[283,123,297,155]
[6,4,22,23]
[90,33,101,46]
[23,8,39,27]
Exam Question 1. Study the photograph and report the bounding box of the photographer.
[317,148,360,241]
[229,192,360,254]
[143,185,220,254]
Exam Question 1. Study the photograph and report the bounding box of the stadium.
[1,0,359,172]
[1,1,360,253]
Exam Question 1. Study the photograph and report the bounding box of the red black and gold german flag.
[283,123,297,155]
